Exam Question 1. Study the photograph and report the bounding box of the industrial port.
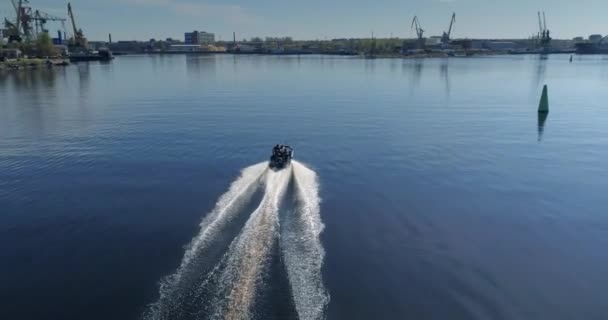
[2,0,608,69]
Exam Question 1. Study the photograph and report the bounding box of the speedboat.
[269,145,293,170]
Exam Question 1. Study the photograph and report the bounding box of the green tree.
[36,32,56,57]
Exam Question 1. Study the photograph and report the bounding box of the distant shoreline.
[110,50,571,58]
[0,58,70,71]
[0,51,584,73]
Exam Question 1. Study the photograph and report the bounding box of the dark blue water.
[2,54,608,320]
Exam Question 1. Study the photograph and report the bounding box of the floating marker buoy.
[538,85,549,113]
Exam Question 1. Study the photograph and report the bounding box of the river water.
[1,54,608,320]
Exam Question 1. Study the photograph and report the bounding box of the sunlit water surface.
[1,54,608,320]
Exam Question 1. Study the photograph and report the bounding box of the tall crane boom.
[67,2,86,47]
[67,3,78,41]
[6,0,67,42]
[442,12,456,45]
[411,16,425,49]
[15,0,36,40]
[33,9,66,35]
[11,0,21,32]
[33,10,66,23]
[411,16,424,40]
[447,12,456,37]
[4,18,19,41]
[537,11,551,49]
[10,0,19,12]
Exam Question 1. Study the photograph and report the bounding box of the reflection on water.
[76,63,91,113]
[77,63,90,94]
[413,59,423,81]
[231,54,239,72]
[364,58,376,75]
[440,59,450,97]
[537,112,549,141]
[2,54,608,320]
[389,58,398,74]
[533,56,547,89]
[8,68,56,90]
[0,70,8,84]
[402,58,424,93]
[186,55,217,79]
[5,69,60,137]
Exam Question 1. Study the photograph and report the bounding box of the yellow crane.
[67,2,87,48]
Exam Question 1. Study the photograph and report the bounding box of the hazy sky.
[1,0,606,41]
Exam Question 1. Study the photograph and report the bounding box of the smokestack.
[58,30,62,41]
[233,32,236,44]
[109,33,112,44]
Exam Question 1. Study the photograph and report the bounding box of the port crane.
[33,10,66,36]
[3,18,20,42]
[537,11,551,49]
[441,12,456,46]
[4,0,66,42]
[411,16,425,48]
[9,0,33,41]
[67,2,87,48]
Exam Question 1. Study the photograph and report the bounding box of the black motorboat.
[269,144,293,170]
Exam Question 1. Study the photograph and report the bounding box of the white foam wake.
[145,162,267,320]
[212,168,292,320]
[144,161,329,320]
[180,162,267,271]
[282,161,330,320]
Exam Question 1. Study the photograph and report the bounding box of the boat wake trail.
[210,168,291,320]
[144,161,328,320]
[144,163,267,320]
[282,161,330,320]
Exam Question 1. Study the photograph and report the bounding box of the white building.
[198,32,215,44]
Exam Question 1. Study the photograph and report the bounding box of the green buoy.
[538,85,549,113]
